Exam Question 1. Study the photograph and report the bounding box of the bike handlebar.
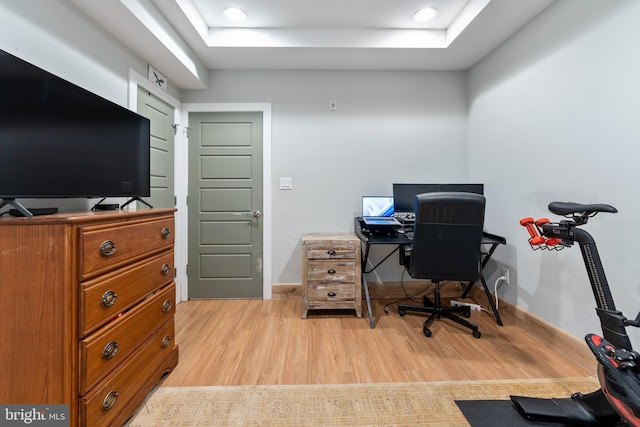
[520,202,617,250]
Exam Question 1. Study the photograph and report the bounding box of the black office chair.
[397,192,485,339]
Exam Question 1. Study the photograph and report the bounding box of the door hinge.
[174,195,177,207]
[174,267,177,278]
[171,124,179,135]
[186,264,189,276]
[184,126,190,138]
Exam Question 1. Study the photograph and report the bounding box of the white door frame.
[181,103,273,301]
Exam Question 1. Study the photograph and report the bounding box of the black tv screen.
[393,183,484,212]
[0,48,150,200]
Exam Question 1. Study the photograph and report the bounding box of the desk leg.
[362,274,375,329]
[462,243,503,326]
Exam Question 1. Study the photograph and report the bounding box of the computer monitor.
[392,183,484,213]
[362,196,394,217]
[392,184,440,213]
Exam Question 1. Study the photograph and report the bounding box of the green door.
[188,112,263,298]
[137,87,175,209]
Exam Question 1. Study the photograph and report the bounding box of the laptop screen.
[362,196,394,217]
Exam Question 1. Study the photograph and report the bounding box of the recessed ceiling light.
[222,7,247,23]
[413,7,439,24]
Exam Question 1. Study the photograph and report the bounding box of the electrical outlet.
[501,267,510,285]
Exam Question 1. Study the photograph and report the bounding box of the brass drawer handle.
[100,240,116,257]
[161,263,171,276]
[161,227,171,239]
[102,341,119,360]
[327,250,336,256]
[102,390,118,411]
[101,290,118,308]
[327,269,336,274]
[162,299,172,313]
[328,292,337,297]
[161,335,172,349]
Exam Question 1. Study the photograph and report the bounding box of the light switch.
[280,177,292,190]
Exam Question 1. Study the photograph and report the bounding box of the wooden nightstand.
[301,233,362,318]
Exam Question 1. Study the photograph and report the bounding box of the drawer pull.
[102,391,118,411]
[161,263,171,276]
[161,227,171,239]
[102,341,119,360]
[161,335,172,349]
[101,290,118,308]
[327,250,336,256]
[328,292,337,297]
[162,299,173,312]
[100,240,116,257]
[327,269,336,274]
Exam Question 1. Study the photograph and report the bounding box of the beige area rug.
[125,377,600,427]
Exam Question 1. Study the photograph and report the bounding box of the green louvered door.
[137,87,175,209]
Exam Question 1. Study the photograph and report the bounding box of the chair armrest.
[482,231,506,245]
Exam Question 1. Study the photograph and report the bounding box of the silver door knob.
[251,210,261,219]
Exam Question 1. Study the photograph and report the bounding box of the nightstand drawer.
[307,247,357,260]
[307,283,356,303]
[307,260,356,283]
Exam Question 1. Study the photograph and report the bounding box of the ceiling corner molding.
[70,0,208,89]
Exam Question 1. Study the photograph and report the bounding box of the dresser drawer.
[307,246,357,260]
[78,216,174,280]
[307,283,356,304]
[307,260,356,283]
[79,250,174,336]
[81,319,176,427]
[80,283,175,393]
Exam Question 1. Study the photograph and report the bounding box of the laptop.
[361,196,401,231]
[361,196,394,218]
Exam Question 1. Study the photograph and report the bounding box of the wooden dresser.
[0,208,179,427]
[301,233,362,318]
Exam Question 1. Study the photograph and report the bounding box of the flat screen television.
[0,48,151,216]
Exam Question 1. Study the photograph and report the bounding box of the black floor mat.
[455,400,575,427]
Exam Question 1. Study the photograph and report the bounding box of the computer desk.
[354,218,506,329]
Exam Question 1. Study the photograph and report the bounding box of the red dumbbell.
[520,217,545,245]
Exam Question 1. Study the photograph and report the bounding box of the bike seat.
[548,202,617,217]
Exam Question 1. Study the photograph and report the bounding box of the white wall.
[183,70,469,283]
[468,0,640,345]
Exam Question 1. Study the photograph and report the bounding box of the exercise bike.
[511,202,640,426]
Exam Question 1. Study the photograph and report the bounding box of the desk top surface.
[354,217,505,246]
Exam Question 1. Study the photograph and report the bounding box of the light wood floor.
[159,298,597,387]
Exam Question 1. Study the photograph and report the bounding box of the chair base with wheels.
[398,283,481,338]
